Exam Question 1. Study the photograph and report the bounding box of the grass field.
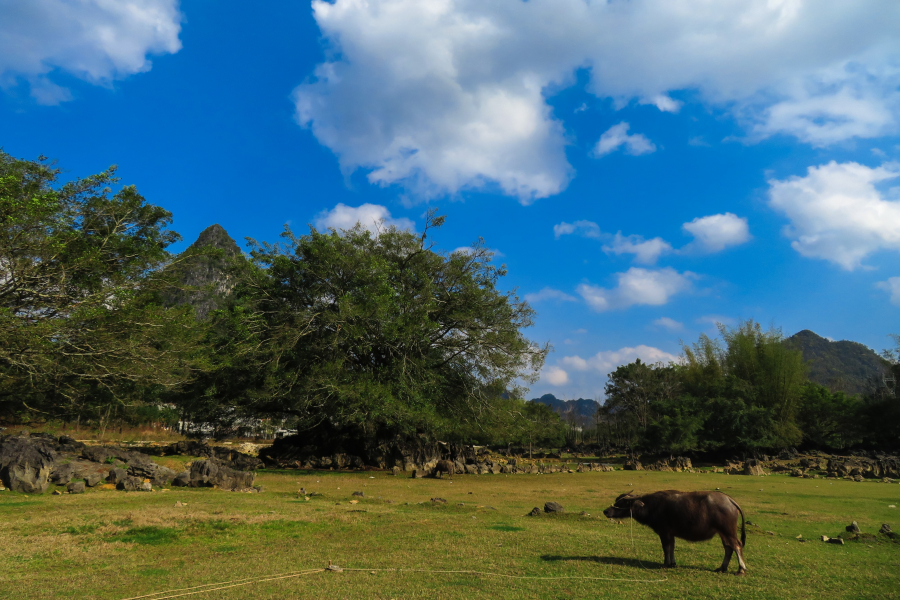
[2,464,898,600]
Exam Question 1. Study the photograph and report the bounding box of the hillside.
[165,224,243,319]
[785,329,890,395]
[530,394,599,427]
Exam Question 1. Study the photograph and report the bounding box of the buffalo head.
[603,492,644,519]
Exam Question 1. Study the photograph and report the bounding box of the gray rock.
[528,507,541,516]
[150,466,177,486]
[879,523,892,535]
[391,466,401,476]
[66,481,85,494]
[431,497,447,504]
[172,471,190,487]
[544,502,564,513]
[189,457,254,490]
[846,521,861,534]
[84,472,103,487]
[106,468,128,485]
[140,482,152,492]
[116,476,142,491]
[81,446,115,464]
[49,463,76,485]
[0,435,57,493]
[352,491,364,497]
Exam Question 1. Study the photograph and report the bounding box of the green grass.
[0,469,897,599]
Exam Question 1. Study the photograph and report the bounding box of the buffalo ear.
[633,500,644,508]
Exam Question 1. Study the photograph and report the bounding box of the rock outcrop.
[0,434,57,493]
[185,457,255,491]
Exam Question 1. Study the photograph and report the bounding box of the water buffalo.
[603,490,747,574]
[433,460,455,480]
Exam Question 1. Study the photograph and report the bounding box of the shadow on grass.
[541,555,717,573]
[540,555,662,569]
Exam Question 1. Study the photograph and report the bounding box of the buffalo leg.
[716,539,733,573]
[717,534,747,575]
[733,543,747,575]
[659,533,676,567]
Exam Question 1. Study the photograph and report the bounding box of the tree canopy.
[176,213,548,444]
[0,150,202,422]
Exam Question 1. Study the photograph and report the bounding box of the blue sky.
[2,0,899,399]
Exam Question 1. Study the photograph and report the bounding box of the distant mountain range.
[530,394,599,427]
[785,329,890,396]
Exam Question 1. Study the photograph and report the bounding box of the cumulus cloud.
[876,277,900,306]
[553,220,602,239]
[577,267,695,311]
[682,213,752,254]
[767,161,900,269]
[640,94,682,113]
[0,0,182,104]
[592,122,657,157]
[314,203,415,234]
[560,345,680,376]
[542,366,570,386]
[296,0,900,200]
[603,233,672,264]
[653,317,684,332]
[524,288,578,303]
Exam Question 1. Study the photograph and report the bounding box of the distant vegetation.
[1,149,897,454]
[533,324,898,454]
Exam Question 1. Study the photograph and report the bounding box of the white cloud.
[603,233,672,264]
[640,94,682,113]
[296,0,900,200]
[653,317,684,332]
[592,122,657,157]
[0,0,182,104]
[767,161,900,270]
[314,203,415,234]
[876,277,900,306]
[553,220,601,239]
[682,213,752,254]
[560,345,680,376]
[542,366,570,386]
[524,287,577,303]
[577,267,695,311]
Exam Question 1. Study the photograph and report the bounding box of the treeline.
[0,150,559,447]
[1,150,896,453]
[594,323,899,454]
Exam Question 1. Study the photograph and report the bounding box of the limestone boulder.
[189,457,255,490]
[0,435,57,493]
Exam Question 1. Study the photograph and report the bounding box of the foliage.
[0,150,203,422]
[177,212,548,443]
[796,383,863,449]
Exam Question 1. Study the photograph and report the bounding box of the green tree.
[719,321,806,446]
[604,359,679,431]
[183,213,547,446]
[796,383,862,449]
[0,150,202,422]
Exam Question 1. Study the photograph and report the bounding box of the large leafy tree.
[0,150,201,422]
[187,213,547,444]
